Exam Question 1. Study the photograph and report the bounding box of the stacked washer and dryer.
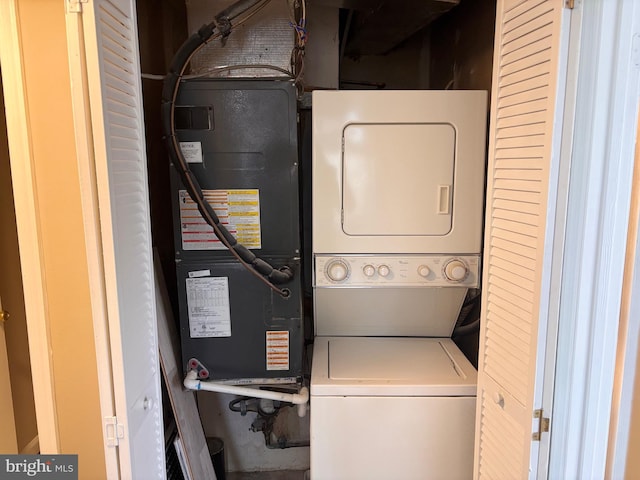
[310,90,488,479]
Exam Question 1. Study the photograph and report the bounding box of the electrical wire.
[143,64,294,81]
[186,64,294,78]
[142,73,166,80]
[162,0,295,296]
[287,0,306,92]
[226,0,272,29]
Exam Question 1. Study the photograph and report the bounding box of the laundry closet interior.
[5,0,640,479]
[136,0,497,478]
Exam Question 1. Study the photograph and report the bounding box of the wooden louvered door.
[474,1,570,478]
[67,0,166,477]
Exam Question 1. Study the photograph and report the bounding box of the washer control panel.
[315,255,480,288]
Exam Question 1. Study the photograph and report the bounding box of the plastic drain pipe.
[184,370,309,417]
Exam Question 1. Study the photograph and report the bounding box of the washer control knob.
[444,259,468,282]
[363,264,376,277]
[326,260,349,282]
[378,264,391,277]
[417,265,431,278]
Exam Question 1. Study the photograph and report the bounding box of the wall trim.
[19,436,39,455]
[549,0,640,477]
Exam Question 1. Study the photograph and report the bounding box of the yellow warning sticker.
[179,189,262,250]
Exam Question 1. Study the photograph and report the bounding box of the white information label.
[179,141,203,163]
[266,331,290,371]
[188,270,211,278]
[186,277,231,338]
[179,189,262,250]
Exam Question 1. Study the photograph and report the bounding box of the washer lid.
[311,337,477,396]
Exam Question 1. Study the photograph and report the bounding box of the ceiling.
[308,0,460,56]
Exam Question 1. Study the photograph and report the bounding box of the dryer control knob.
[363,264,376,277]
[444,259,468,282]
[378,265,391,277]
[417,265,431,277]
[326,260,349,282]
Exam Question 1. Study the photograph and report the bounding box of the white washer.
[310,255,479,480]
[311,337,476,480]
[310,91,487,480]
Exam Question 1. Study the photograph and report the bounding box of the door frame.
[0,0,60,453]
[2,0,639,476]
[0,296,18,453]
[548,0,640,478]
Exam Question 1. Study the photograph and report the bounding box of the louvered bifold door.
[79,0,165,478]
[474,1,567,479]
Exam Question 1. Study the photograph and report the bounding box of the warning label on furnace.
[186,277,231,338]
[266,331,290,371]
[179,189,262,250]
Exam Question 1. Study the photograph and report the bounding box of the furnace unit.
[170,79,303,383]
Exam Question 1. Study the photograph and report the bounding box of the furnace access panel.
[171,79,303,382]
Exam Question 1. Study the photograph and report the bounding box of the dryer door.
[312,90,487,255]
[342,123,455,237]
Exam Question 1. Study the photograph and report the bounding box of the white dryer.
[310,90,487,480]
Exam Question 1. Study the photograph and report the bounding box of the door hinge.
[532,409,550,441]
[105,416,125,447]
[67,0,88,14]
[565,0,575,9]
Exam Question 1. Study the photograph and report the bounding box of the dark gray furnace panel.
[171,79,303,382]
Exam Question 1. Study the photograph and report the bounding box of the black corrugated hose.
[161,0,295,297]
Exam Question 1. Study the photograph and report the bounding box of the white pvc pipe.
[183,370,309,417]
